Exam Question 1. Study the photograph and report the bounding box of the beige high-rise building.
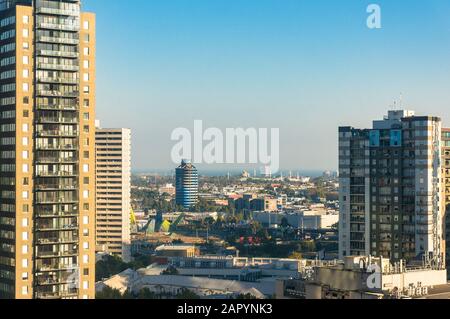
[0,0,96,299]
[95,125,131,262]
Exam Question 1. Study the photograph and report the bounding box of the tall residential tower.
[175,160,198,209]
[339,111,445,267]
[95,125,131,262]
[0,0,96,299]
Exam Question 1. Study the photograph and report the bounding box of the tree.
[162,266,179,275]
[281,217,289,228]
[96,286,124,299]
[176,288,200,299]
[137,288,157,299]
[95,255,129,281]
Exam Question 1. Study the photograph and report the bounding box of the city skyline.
[83,0,450,172]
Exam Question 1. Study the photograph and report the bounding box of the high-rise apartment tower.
[339,111,445,267]
[0,0,96,299]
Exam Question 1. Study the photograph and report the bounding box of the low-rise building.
[159,183,176,196]
[154,244,199,258]
[252,209,339,230]
[276,256,447,299]
[161,256,304,281]
[95,268,275,299]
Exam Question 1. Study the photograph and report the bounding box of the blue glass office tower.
[175,160,198,209]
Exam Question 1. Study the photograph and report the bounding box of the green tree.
[96,286,124,299]
[176,288,200,299]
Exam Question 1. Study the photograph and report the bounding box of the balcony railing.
[36,250,78,259]
[37,36,78,45]
[36,224,79,231]
[37,22,80,32]
[38,77,79,85]
[36,144,78,151]
[37,49,79,58]
[36,238,79,246]
[36,157,78,164]
[36,103,77,111]
[35,184,77,191]
[36,7,80,17]
[37,117,78,124]
[36,170,77,177]
[37,129,78,137]
[37,90,79,98]
[35,211,78,218]
[37,63,79,72]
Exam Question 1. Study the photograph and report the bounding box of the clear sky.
[83,0,450,172]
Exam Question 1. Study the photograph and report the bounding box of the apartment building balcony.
[37,157,78,164]
[37,116,78,124]
[37,35,79,45]
[35,210,78,218]
[36,223,79,232]
[37,129,78,137]
[38,77,79,85]
[37,49,79,58]
[36,237,79,246]
[37,103,77,111]
[37,89,79,97]
[36,170,77,178]
[37,63,79,72]
[36,22,80,32]
[36,277,77,287]
[36,7,80,17]
[36,250,78,259]
[36,143,78,151]
[35,184,77,191]
[35,264,79,274]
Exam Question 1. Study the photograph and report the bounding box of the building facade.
[175,160,198,209]
[0,0,96,299]
[339,111,445,266]
[95,126,131,262]
[443,128,450,270]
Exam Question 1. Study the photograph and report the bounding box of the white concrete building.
[252,209,339,230]
[95,125,132,262]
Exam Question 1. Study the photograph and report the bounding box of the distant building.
[175,160,199,209]
[241,170,250,178]
[155,244,199,258]
[339,110,445,264]
[251,197,278,212]
[252,210,339,230]
[159,183,176,196]
[95,126,132,262]
[234,195,278,213]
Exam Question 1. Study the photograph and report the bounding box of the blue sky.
[83,0,450,172]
